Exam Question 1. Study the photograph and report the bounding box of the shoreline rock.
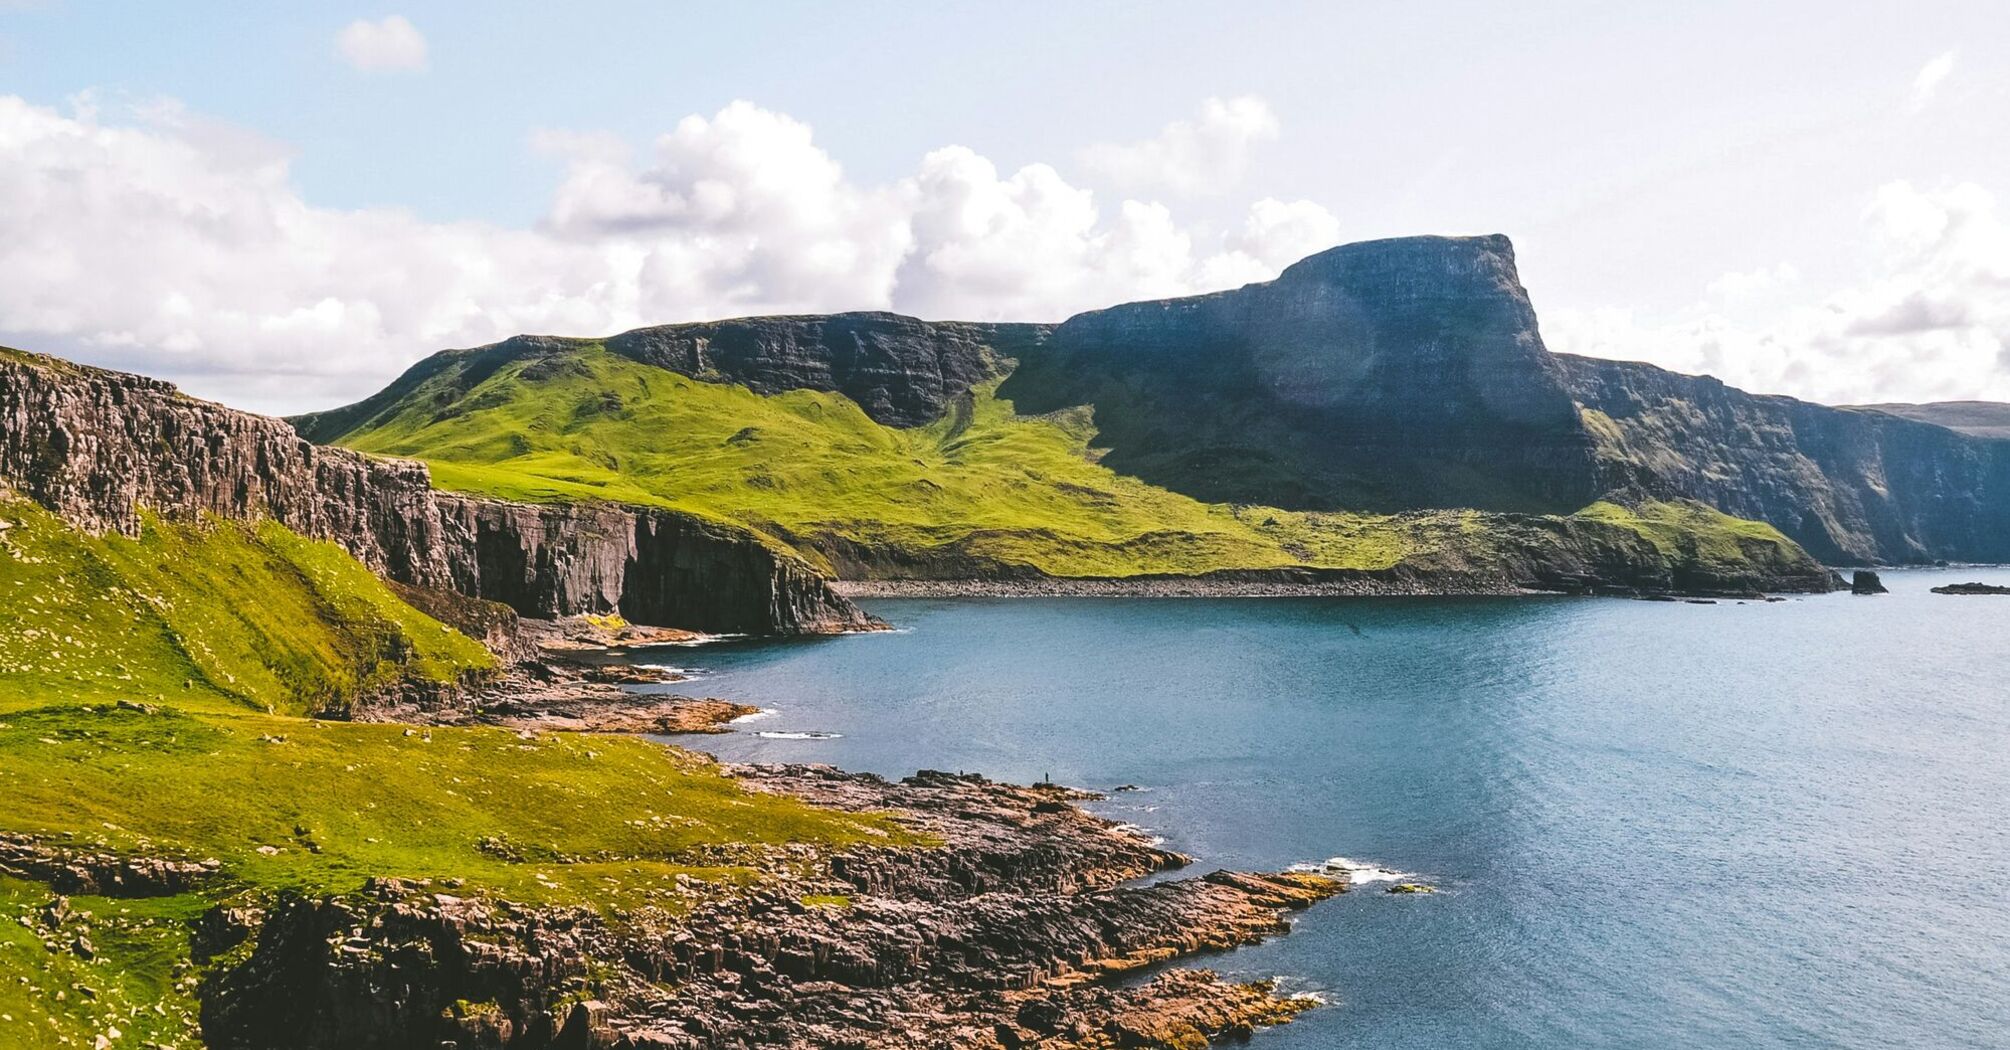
[834,573,1818,600]
[1930,581,2010,595]
[198,765,1347,1048]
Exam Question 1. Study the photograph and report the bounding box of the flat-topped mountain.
[297,234,2010,570]
[999,234,1599,513]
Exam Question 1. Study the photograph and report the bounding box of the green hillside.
[312,341,1819,586]
[0,500,908,1048]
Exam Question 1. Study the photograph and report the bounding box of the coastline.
[834,575,1541,599]
[831,572,1832,600]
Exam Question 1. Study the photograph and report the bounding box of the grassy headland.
[309,341,1820,586]
[0,499,910,1047]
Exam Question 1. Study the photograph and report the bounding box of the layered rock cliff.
[293,316,1046,443]
[999,234,1603,513]
[1561,355,2010,564]
[0,349,873,635]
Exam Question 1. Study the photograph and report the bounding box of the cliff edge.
[0,348,875,635]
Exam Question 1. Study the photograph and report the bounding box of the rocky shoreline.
[197,765,1347,1049]
[834,574,1826,600]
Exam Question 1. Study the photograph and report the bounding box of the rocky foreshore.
[199,765,1345,1049]
[834,572,1825,600]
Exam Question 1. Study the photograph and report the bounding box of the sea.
[638,568,2010,1048]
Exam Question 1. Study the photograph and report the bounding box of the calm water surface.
[639,569,2010,1049]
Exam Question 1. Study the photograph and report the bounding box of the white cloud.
[1195,197,1346,288]
[1081,95,1280,196]
[1545,180,2010,405]
[0,94,1340,412]
[1704,262,1800,302]
[1909,50,1956,112]
[336,16,428,73]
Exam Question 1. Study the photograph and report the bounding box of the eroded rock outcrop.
[199,768,1343,1049]
[0,349,873,635]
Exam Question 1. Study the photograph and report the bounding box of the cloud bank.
[0,89,2004,414]
[0,94,1332,411]
[1080,95,1280,196]
[1543,180,2010,405]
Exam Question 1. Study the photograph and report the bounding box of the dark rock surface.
[292,316,1047,439]
[1000,234,1603,513]
[0,833,220,897]
[1561,355,2010,565]
[198,767,1344,1049]
[0,350,874,635]
[1930,581,2010,595]
[606,313,1046,428]
[1851,570,1889,595]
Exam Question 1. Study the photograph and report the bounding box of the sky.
[2,1,2007,414]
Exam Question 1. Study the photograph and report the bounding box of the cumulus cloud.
[336,16,428,73]
[1081,96,1280,196]
[1545,180,2010,405]
[0,94,1337,412]
[1908,50,1956,112]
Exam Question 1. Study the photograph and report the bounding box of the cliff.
[291,233,2010,570]
[998,234,1603,513]
[1560,355,2010,564]
[293,315,1047,442]
[0,348,874,635]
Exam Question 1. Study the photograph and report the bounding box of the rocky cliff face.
[294,315,1048,443]
[1561,355,2010,564]
[272,233,2010,568]
[606,312,1047,427]
[999,234,1603,513]
[0,350,873,635]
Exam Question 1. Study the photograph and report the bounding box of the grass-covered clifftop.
[303,340,1829,591]
[0,499,908,1048]
[0,500,494,715]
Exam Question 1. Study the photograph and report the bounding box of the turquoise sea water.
[642,569,2010,1048]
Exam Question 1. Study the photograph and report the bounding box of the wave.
[1289,855,1417,885]
[1267,976,1329,1005]
[755,730,843,740]
[1110,822,1168,847]
[727,708,776,724]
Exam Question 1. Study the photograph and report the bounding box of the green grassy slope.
[317,342,1819,585]
[0,500,908,1048]
[0,500,494,716]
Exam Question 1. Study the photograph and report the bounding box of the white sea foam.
[727,708,776,724]
[1289,855,1416,885]
[638,663,701,676]
[1110,823,1168,847]
[755,730,843,740]
[1268,976,1329,1005]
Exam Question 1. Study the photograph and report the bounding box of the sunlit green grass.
[0,499,493,717]
[321,342,1820,585]
[324,344,1498,576]
[0,497,917,1043]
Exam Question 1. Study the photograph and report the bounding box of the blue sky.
[3,2,2007,411]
